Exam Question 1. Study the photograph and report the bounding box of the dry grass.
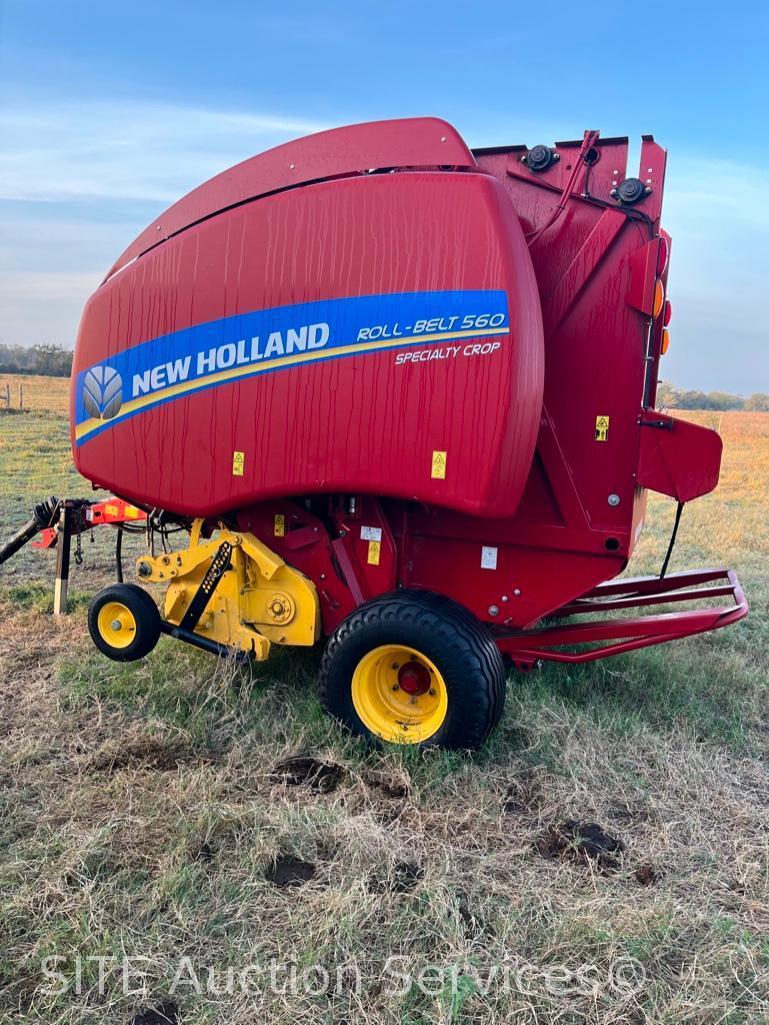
[0,391,767,1024]
[0,375,69,416]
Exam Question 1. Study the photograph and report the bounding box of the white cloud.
[0,99,331,345]
[0,100,329,203]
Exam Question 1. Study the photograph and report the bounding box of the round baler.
[60,117,746,748]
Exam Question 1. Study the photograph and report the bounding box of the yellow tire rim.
[97,601,137,649]
[351,644,448,744]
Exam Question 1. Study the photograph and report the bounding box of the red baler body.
[70,118,746,661]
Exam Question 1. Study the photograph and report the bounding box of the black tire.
[319,590,506,750]
[88,583,161,662]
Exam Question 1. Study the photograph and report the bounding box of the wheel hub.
[397,660,431,695]
[97,601,137,649]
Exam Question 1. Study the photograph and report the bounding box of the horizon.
[1,1,768,393]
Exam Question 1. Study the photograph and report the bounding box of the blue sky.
[1,0,767,393]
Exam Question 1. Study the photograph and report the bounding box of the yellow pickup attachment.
[136,520,320,660]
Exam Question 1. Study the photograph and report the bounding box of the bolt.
[429,688,436,696]
[137,562,151,577]
[608,493,620,507]
[514,588,521,596]
[110,620,122,631]
[392,684,399,691]
[391,663,399,670]
[488,605,500,617]
[645,186,652,194]
[610,188,618,197]
[440,135,447,142]
[501,595,509,602]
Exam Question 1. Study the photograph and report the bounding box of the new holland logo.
[83,365,123,420]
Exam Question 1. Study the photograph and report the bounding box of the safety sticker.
[367,540,381,565]
[274,513,285,537]
[431,451,447,479]
[595,416,610,442]
[232,450,245,476]
[360,525,382,542]
[481,546,498,570]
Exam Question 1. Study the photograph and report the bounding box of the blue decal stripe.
[75,289,509,444]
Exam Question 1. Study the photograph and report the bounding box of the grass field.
[0,381,767,1024]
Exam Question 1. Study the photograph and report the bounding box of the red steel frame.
[494,568,747,667]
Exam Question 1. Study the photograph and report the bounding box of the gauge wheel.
[88,583,161,662]
[319,590,506,749]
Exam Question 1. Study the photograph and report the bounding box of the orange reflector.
[653,280,665,318]
[661,329,670,355]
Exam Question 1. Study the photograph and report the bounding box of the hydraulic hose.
[0,496,60,566]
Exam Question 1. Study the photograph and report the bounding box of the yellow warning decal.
[232,450,245,476]
[105,503,118,516]
[431,450,447,479]
[367,540,381,565]
[125,505,140,518]
[595,416,610,442]
[274,513,285,537]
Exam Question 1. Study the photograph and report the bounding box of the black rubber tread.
[319,589,506,750]
[88,583,162,662]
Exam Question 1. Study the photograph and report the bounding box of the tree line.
[0,343,73,377]
[657,381,769,412]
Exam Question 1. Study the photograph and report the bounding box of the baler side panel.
[73,171,544,521]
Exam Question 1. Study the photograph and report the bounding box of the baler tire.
[88,583,161,662]
[319,590,506,750]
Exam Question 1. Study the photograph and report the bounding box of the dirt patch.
[536,820,625,871]
[635,863,660,886]
[265,854,316,888]
[131,1002,178,1025]
[270,755,345,793]
[364,772,410,799]
[88,737,193,773]
[370,859,424,894]
[193,841,215,863]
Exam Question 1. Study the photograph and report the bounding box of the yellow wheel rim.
[97,601,137,649]
[351,644,448,744]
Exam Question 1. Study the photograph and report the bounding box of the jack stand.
[53,502,73,615]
